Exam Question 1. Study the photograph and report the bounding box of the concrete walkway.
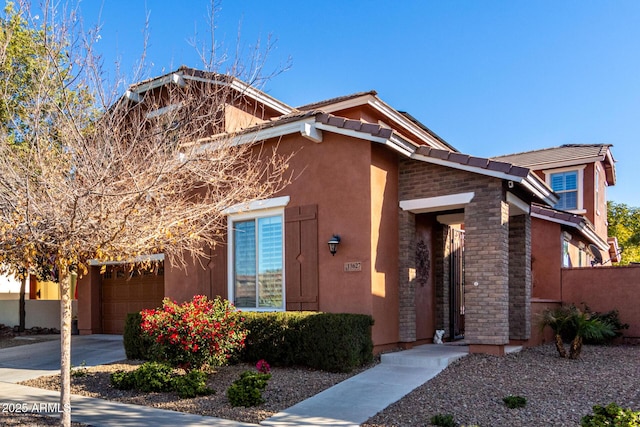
[262,344,469,426]
[0,335,469,426]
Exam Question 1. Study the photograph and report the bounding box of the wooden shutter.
[285,205,319,311]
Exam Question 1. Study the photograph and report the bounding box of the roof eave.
[531,210,609,251]
[310,93,455,151]
[126,68,294,115]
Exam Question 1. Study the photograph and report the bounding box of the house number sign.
[344,262,362,272]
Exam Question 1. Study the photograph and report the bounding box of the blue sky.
[79,1,640,206]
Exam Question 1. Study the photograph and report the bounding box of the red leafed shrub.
[140,295,247,371]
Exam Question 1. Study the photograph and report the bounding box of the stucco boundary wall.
[0,300,77,329]
[561,265,640,340]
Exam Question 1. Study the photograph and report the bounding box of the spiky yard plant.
[539,305,616,359]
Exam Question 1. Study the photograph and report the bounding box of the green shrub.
[172,370,215,398]
[70,360,88,378]
[430,413,456,427]
[581,403,640,427]
[583,308,629,344]
[226,371,272,407]
[110,362,214,398]
[123,312,154,360]
[241,311,307,365]
[110,369,135,390]
[299,313,374,372]
[540,305,617,359]
[141,296,247,370]
[240,312,374,372]
[130,361,174,392]
[503,395,527,409]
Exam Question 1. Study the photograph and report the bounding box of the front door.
[449,229,465,339]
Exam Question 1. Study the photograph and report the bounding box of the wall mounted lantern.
[328,235,341,256]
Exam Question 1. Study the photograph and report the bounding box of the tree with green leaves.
[607,201,640,264]
[0,2,289,426]
[0,1,62,332]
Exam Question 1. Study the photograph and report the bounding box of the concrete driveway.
[0,334,125,382]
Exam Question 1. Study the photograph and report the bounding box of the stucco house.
[77,67,617,355]
[493,144,617,301]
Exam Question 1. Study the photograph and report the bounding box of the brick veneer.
[399,158,527,348]
[509,214,531,340]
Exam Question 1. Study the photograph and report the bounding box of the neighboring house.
[493,145,618,301]
[0,271,61,300]
[79,67,620,356]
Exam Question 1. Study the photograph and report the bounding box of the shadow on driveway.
[0,334,125,383]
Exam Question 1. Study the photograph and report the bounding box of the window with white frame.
[544,166,585,213]
[551,171,578,210]
[562,232,572,268]
[226,197,289,310]
[595,167,600,215]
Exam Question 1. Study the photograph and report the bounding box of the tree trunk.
[569,335,583,359]
[554,333,567,358]
[58,268,74,427]
[19,275,26,332]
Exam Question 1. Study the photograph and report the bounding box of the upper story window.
[545,166,585,213]
[551,171,578,210]
[225,196,289,311]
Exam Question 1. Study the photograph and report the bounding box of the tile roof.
[229,111,533,179]
[491,144,613,168]
[414,146,530,178]
[297,91,378,111]
[530,203,608,250]
[530,203,585,226]
[315,113,394,139]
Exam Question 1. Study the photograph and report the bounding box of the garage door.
[102,264,165,334]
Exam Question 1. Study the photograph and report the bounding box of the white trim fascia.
[181,74,293,115]
[313,122,417,156]
[411,152,524,181]
[388,134,420,157]
[436,213,465,225]
[604,149,616,184]
[400,192,475,214]
[411,151,558,206]
[203,118,415,154]
[172,73,186,87]
[507,192,530,215]
[127,72,293,115]
[531,212,609,251]
[130,74,178,94]
[317,94,452,151]
[89,253,165,266]
[146,103,183,119]
[521,174,559,207]
[125,90,142,103]
[222,195,290,215]
[525,157,604,171]
[303,122,323,143]
[210,118,318,147]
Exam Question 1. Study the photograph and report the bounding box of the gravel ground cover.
[4,338,639,426]
[18,360,369,425]
[363,344,639,427]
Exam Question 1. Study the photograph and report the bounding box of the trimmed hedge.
[123,312,154,360]
[125,310,374,373]
[241,311,374,373]
[240,311,307,366]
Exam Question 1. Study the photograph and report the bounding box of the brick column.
[509,214,531,340]
[434,224,449,334]
[464,183,510,352]
[398,209,416,343]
